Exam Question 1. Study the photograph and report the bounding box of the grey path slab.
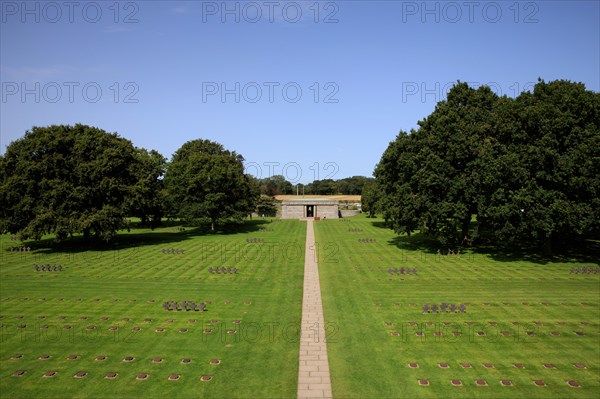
[298,220,333,399]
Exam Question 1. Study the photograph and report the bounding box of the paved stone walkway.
[298,220,333,399]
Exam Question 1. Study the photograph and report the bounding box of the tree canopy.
[163,139,258,231]
[0,124,140,241]
[374,80,600,255]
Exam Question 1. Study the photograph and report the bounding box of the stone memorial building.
[281,198,340,219]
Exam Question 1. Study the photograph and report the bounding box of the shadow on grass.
[8,219,274,255]
[368,219,600,265]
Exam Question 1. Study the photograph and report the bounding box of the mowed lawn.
[0,219,306,399]
[314,214,600,399]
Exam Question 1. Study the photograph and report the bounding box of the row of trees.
[0,124,373,242]
[256,175,373,196]
[0,125,260,241]
[366,79,599,255]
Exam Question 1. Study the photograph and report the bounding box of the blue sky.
[1,0,599,183]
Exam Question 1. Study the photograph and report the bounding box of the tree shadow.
[7,219,273,255]
[368,219,600,265]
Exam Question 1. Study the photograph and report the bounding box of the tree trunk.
[83,228,90,242]
[211,220,215,232]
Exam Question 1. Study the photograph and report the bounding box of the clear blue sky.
[1,0,599,183]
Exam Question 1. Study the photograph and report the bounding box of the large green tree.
[375,80,600,255]
[360,180,380,218]
[478,79,600,255]
[126,148,167,228]
[0,124,141,241]
[164,139,258,231]
[376,82,500,245]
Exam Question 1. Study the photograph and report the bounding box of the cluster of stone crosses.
[570,267,599,274]
[162,300,206,312]
[161,248,184,254]
[388,267,417,275]
[358,238,377,243]
[11,246,31,252]
[245,238,264,243]
[208,266,237,274]
[33,264,62,272]
[437,249,461,255]
[423,303,466,313]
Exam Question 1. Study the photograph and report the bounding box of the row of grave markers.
[10,247,32,252]
[162,301,206,312]
[423,303,466,313]
[208,266,237,274]
[570,267,599,274]
[160,248,185,254]
[388,267,417,275]
[32,264,63,272]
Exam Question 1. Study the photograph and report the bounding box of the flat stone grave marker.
[74,371,87,378]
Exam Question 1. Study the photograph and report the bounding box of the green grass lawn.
[2,215,599,399]
[0,219,306,399]
[314,214,600,399]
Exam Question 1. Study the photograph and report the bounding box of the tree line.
[364,79,599,256]
[0,126,257,240]
[0,124,371,242]
[256,175,373,196]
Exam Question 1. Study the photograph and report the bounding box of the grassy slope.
[0,220,305,399]
[315,214,600,399]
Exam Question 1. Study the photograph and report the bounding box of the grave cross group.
[11,246,31,252]
[388,267,417,275]
[33,264,62,272]
[162,300,206,312]
[570,267,599,274]
[358,238,377,243]
[208,266,237,274]
[246,238,264,243]
[161,248,184,254]
[437,249,461,256]
[423,303,466,313]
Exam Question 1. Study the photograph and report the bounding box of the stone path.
[298,220,333,399]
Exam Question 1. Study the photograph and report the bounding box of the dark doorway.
[306,205,314,217]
